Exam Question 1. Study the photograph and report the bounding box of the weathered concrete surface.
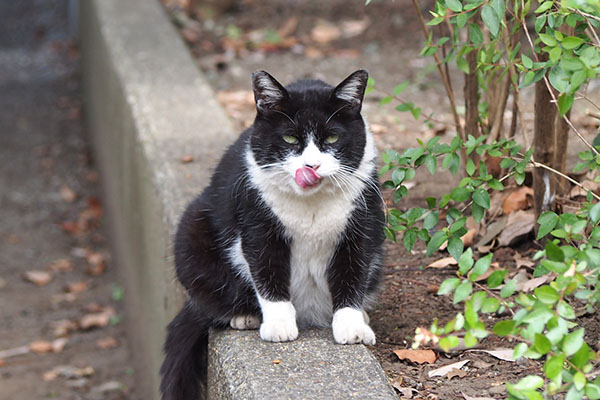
[80,0,396,398]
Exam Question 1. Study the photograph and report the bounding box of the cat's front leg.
[256,295,298,342]
[331,307,375,345]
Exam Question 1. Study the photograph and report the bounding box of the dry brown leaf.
[467,348,515,362]
[50,319,78,337]
[514,252,535,269]
[59,184,77,203]
[497,210,535,247]
[569,179,600,199]
[0,359,5,367]
[181,155,194,164]
[470,262,500,282]
[428,360,470,378]
[476,216,507,248]
[427,257,457,269]
[47,258,73,272]
[518,274,552,292]
[393,349,437,364]
[502,187,534,215]
[278,16,298,38]
[43,365,94,381]
[96,336,120,350]
[340,19,370,38]
[79,307,115,330]
[85,252,106,276]
[51,338,68,353]
[29,340,54,354]
[23,270,53,286]
[310,19,341,44]
[447,368,467,379]
[65,281,88,294]
[84,302,105,313]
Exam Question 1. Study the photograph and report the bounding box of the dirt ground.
[164,0,600,398]
[0,2,135,399]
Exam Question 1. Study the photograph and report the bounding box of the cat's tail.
[160,300,211,400]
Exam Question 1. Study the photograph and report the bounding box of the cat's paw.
[230,314,261,330]
[332,307,376,345]
[259,319,299,342]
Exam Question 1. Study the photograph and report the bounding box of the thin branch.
[570,8,600,23]
[411,0,465,141]
[520,0,599,155]
[529,160,600,201]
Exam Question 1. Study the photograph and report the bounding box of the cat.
[160,70,385,400]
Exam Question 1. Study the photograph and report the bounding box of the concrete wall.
[80,0,396,398]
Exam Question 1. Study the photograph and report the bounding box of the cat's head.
[247,70,375,197]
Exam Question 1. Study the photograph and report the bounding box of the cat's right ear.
[251,70,289,113]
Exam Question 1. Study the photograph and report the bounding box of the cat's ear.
[331,70,369,111]
[251,70,289,113]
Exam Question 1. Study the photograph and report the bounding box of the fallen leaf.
[29,340,54,354]
[47,258,73,272]
[23,270,53,286]
[514,252,535,269]
[467,348,515,362]
[569,179,600,199]
[427,257,457,269]
[181,155,194,164]
[83,302,105,313]
[393,349,437,364]
[0,345,30,359]
[50,319,78,337]
[272,359,282,364]
[497,210,535,247]
[96,337,119,350]
[471,360,493,369]
[91,380,124,394]
[52,338,68,353]
[469,262,500,282]
[59,184,77,203]
[502,187,534,215]
[476,216,507,248]
[79,307,115,330]
[277,16,298,38]
[65,281,88,294]
[517,274,552,292]
[310,19,341,44]
[85,252,106,276]
[340,18,370,38]
[43,365,94,381]
[485,155,502,179]
[447,368,467,379]
[0,359,5,367]
[428,360,470,378]
[462,392,495,400]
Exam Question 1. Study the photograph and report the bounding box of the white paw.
[259,319,299,342]
[230,314,261,330]
[332,307,376,345]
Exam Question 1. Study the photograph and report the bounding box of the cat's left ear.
[331,70,369,111]
[252,70,289,113]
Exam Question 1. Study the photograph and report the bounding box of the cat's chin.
[291,181,324,196]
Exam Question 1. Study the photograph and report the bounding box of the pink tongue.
[295,166,321,188]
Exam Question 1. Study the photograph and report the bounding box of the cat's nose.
[304,162,320,170]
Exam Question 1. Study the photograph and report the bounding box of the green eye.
[283,135,299,144]
[325,135,339,144]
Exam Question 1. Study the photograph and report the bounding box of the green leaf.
[453,280,473,304]
[558,93,574,116]
[472,203,485,223]
[487,270,507,288]
[500,277,517,298]
[537,211,559,239]
[512,375,544,391]
[468,23,483,45]
[470,254,492,281]
[535,1,553,13]
[448,236,464,262]
[384,226,396,241]
[451,187,471,202]
[466,158,476,176]
[493,320,515,336]
[459,247,475,274]
[393,81,409,96]
[446,0,463,12]
[586,384,600,400]
[557,301,576,319]
[481,5,500,37]
[425,154,437,174]
[545,240,565,262]
[544,354,565,380]
[574,372,587,391]
[438,277,460,295]
[427,230,447,256]
[562,36,584,50]
[522,54,533,69]
[539,33,557,46]
[403,229,417,252]
[534,285,560,304]
[513,342,528,359]
[491,0,505,22]
[472,188,490,209]
[589,202,600,223]
[424,211,439,230]
[534,333,552,354]
[481,297,500,313]
[562,328,585,356]
[439,335,460,352]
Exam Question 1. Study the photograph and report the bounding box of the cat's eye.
[283,135,299,144]
[325,135,339,144]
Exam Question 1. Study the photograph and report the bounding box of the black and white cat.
[160,70,385,400]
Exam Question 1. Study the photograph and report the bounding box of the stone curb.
[80,0,396,398]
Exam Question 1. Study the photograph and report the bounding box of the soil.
[163,0,600,398]
[0,2,135,399]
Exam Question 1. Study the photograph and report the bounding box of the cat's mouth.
[295,166,321,189]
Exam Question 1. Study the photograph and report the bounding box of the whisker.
[325,104,349,125]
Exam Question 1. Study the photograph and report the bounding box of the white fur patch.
[227,237,252,285]
[257,296,298,342]
[245,123,378,328]
[335,78,363,103]
[255,74,284,110]
[332,307,376,345]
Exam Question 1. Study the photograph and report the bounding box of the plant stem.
[529,160,600,201]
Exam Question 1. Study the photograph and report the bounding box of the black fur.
[160,70,384,400]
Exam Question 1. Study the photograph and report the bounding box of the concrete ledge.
[80,0,396,399]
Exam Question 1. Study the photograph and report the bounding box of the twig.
[411,0,465,141]
[520,0,599,155]
[569,8,600,23]
[587,110,600,121]
[0,345,30,359]
[529,160,600,201]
